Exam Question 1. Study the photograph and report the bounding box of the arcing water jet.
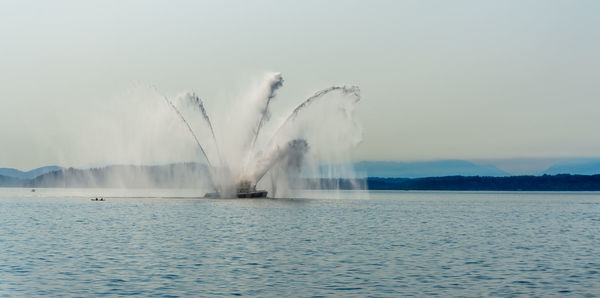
[164,73,362,198]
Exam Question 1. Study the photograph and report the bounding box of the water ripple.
[0,190,599,296]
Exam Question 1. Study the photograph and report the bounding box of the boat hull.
[236,190,268,198]
[204,190,268,198]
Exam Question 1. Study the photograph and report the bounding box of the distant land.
[0,166,62,180]
[542,158,600,175]
[26,163,211,189]
[355,158,600,177]
[3,159,600,181]
[363,175,600,191]
[354,160,509,178]
[1,159,599,191]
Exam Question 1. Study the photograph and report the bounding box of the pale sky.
[1,1,599,170]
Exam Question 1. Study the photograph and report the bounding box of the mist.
[9,72,365,197]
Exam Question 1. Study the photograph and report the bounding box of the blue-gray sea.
[1,188,599,297]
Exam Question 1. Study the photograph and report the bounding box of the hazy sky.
[1,1,599,170]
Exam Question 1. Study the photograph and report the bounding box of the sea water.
[1,189,599,296]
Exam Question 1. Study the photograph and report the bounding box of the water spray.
[160,93,218,191]
[263,85,360,152]
[159,74,361,198]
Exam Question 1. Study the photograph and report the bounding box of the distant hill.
[3,159,600,190]
[364,175,600,191]
[354,160,509,178]
[0,166,62,179]
[3,163,600,191]
[0,174,25,187]
[27,163,211,188]
[543,158,600,175]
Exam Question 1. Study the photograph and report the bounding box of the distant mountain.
[543,158,600,175]
[354,160,509,178]
[0,174,25,187]
[0,166,62,179]
[27,163,211,188]
[471,158,562,175]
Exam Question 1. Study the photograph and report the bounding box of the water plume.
[250,73,284,148]
[173,92,224,169]
[182,92,218,148]
[160,94,213,169]
[154,72,363,197]
[264,85,360,151]
[243,73,284,177]
[252,139,309,185]
[160,92,224,192]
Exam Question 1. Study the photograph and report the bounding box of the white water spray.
[162,73,363,197]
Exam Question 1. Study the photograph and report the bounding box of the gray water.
[1,189,599,297]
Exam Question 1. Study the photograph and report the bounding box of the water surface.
[1,189,599,296]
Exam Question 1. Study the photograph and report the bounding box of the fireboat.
[204,180,268,198]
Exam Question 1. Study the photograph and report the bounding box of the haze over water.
[1,189,599,296]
